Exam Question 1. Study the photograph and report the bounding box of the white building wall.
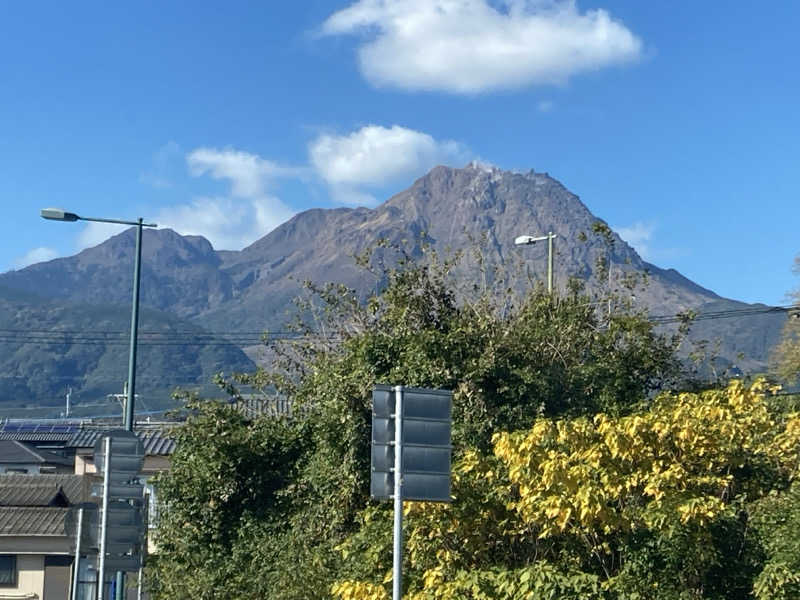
[0,554,45,599]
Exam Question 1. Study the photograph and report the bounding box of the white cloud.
[321,0,643,93]
[12,246,59,269]
[75,147,300,252]
[187,147,303,197]
[615,221,654,261]
[309,125,468,204]
[77,222,129,250]
[69,129,467,252]
[155,195,293,251]
[157,147,300,250]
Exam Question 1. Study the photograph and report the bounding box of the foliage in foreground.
[333,379,800,600]
[148,246,799,599]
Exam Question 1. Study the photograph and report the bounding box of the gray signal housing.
[370,385,452,502]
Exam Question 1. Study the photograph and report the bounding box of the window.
[0,555,16,586]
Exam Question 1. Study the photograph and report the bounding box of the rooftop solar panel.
[0,422,81,435]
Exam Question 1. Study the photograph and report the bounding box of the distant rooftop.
[0,473,92,537]
[67,427,176,456]
[0,474,91,505]
[0,419,178,454]
[0,440,72,466]
[0,419,87,442]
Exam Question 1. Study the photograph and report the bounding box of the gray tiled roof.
[0,484,68,507]
[0,474,93,537]
[0,432,75,442]
[0,440,72,465]
[67,429,176,456]
[0,474,91,505]
[0,506,68,536]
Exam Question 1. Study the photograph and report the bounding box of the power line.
[0,305,792,347]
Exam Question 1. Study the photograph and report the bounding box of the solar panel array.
[0,421,83,441]
[1,422,80,434]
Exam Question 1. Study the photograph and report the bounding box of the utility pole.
[65,387,72,417]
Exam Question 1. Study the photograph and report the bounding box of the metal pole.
[392,386,404,600]
[547,232,554,294]
[125,218,143,432]
[114,572,124,600]
[98,437,112,600]
[70,507,83,600]
[118,219,143,600]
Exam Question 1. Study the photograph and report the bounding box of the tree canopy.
[148,245,800,599]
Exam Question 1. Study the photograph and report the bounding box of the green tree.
[148,244,688,599]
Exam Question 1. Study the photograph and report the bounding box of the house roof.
[0,431,75,442]
[0,507,69,536]
[0,474,91,505]
[67,429,176,456]
[0,474,94,537]
[0,484,69,507]
[0,440,73,466]
[0,421,82,443]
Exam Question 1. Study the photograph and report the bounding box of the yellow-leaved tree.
[332,380,800,600]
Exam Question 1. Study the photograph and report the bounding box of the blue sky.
[1,1,797,306]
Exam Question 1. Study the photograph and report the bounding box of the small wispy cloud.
[139,140,183,189]
[615,221,655,261]
[77,222,130,250]
[71,126,471,251]
[156,195,293,251]
[143,147,302,250]
[187,147,304,197]
[537,100,554,112]
[12,246,59,269]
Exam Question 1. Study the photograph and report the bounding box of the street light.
[515,232,557,294]
[41,208,157,432]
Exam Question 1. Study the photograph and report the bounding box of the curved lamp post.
[515,231,557,293]
[41,208,157,432]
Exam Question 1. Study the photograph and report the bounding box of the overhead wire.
[0,304,793,346]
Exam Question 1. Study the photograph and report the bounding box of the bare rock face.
[200,164,721,330]
[0,164,784,400]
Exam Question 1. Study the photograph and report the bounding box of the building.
[0,441,73,475]
[0,421,177,599]
[0,474,91,600]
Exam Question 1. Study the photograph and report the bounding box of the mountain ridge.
[0,164,784,407]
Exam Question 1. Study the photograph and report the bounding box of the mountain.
[0,164,786,407]
[1,229,234,319]
[0,283,254,416]
[208,164,721,331]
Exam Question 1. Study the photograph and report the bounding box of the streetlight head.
[41,208,79,222]
[515,235,536,246]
